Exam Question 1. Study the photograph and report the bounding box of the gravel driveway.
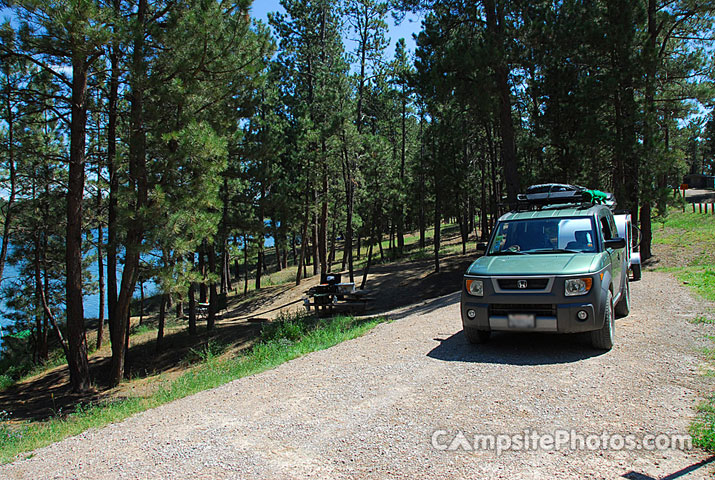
[1,271,713,479]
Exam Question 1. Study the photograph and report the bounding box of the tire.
[591,290,614,350]
[631,262,641,281]
[615,277,630,318]
[464,327,491,344]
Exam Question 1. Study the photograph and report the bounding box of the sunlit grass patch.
[690,315,715,325]
[654,210,715,453]
[692,395,715,452]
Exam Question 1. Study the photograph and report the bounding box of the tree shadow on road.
[427,329,607,366]
[622,455,715,479]
[385,291,461,320]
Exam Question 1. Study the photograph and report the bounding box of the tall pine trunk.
[110,0,148,387]
[96,161,105,349]
[311,213,319,276]
[33,231,48,363]
[397,93,406,254]
[0,62,17,286]
[220,176,230,293]
[640,0,657,261]
[66,52,91,392]
[318,144,329,273]
[243,236,249,294]
[188,281,197,336]
[433,188,441,273]
[484,0,519,206]
[106,0,120,372]
[156,250,170,350]
[208,243,217,329]
[418,112,426,249]
[360,219,376,290]
[198,246,207,302]
[340,139,355,282]
[156,294,167,352]
[296,193,310,286]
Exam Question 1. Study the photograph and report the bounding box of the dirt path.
[1,271,713,479]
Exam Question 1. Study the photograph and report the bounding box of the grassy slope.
[652,210,715,452]
[0,221,475,463]
[0,314,387,464]
[234,222,471,291]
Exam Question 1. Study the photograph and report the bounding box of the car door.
[599,212,624,294]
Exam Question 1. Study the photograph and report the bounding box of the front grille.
[489,304,557,316]
[497,278,549,290]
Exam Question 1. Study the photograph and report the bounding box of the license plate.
[508,313,535,328]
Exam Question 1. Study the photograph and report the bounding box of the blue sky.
[249,0,424,60]
[2,3,424,59]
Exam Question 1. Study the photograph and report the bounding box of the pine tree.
[4,0,111,392]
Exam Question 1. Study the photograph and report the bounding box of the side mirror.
[477,242,488,252]
[604,237,626,249]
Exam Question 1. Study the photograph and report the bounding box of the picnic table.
[196,302,210,320]
[195,294,226,321]
[304,273,373,315]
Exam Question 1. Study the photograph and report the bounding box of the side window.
[608,216,619,239]
[599,216,612,240]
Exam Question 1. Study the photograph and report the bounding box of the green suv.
[461,186,630,350]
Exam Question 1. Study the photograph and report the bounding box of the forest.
[0,0,713,393]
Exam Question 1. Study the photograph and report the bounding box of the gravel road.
[1,271,713,479]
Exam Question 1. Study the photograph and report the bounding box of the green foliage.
[0,375,13,391]
[186,339,227,364]
[260,310,315,343]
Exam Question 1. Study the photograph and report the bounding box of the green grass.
[0,348,68,392]
[130,323,156,336]
[654,210,715,452]
[692,396,715,452]
[0,311,387,464]
[690,315,715,325]
[652,211,715,301]
[672,269,715,302]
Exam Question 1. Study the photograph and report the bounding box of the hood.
[466,253,605,276]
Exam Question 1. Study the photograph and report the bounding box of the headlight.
[466,279,484,296]
[565,278,593,296]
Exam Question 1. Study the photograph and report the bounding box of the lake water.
[0,254,158,355]
[0,234,274,354]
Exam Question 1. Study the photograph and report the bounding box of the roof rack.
[516,184,615,211]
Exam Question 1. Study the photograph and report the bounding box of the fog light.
[577,310,588,321]
[467,309,477,319]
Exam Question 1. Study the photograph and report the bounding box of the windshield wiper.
[488,250,528,256]
[529,248,580,254]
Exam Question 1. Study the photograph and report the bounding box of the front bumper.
[460,275,607,333]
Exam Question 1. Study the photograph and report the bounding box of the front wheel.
[591,290,614,350]
[615,278,630,317]
[464,327,491,344]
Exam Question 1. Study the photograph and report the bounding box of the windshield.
[488,217,597,255]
